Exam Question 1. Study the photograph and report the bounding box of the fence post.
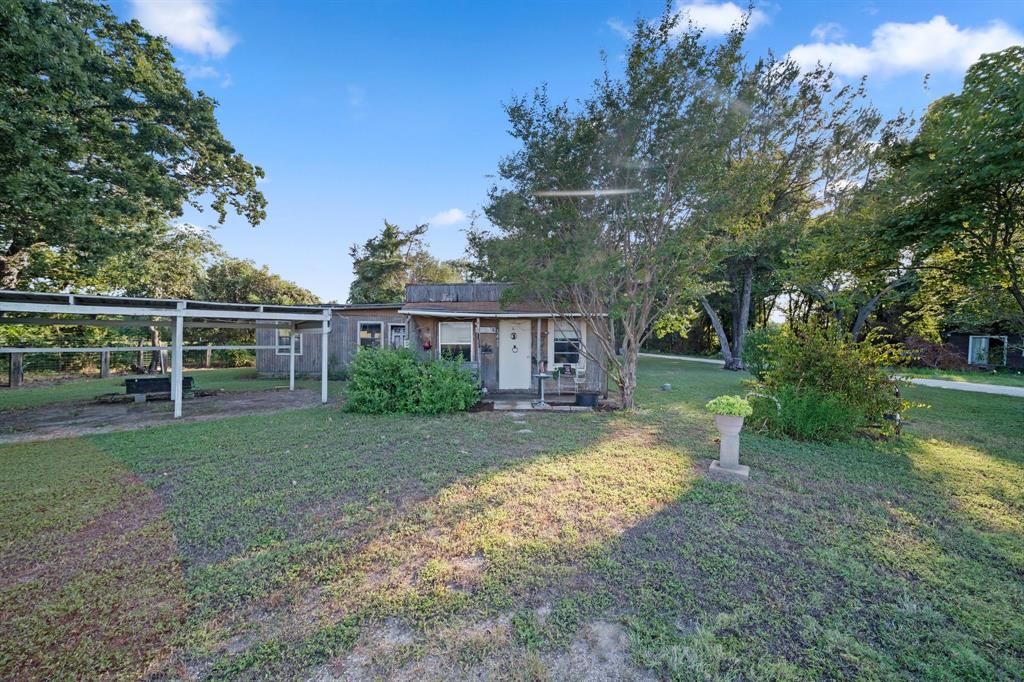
[100,351,110,378]
[9,352,23,387]
[205,346,212,368]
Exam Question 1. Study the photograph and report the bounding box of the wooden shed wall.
[256,308,407,376]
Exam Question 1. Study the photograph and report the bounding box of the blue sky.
[115,1,1024,303]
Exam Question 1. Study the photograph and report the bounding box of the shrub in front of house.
[345,347,480,414]
[345,347,421,414]
[749,323,908,441]
[417,357,481,414]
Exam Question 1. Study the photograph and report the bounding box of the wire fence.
[1,348,256,387]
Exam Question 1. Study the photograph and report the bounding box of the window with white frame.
[275,328,302,355]
[550,320,583,368]
[438,321,472,361]
[389,323,408,349]
[358,322,383,348]
[968,335,1008,366]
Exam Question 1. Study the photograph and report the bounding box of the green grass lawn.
[1,357,1022,680]
[899,366,1024,388]
[0,367,338,411]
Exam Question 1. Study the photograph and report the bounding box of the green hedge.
[344,347,480,415]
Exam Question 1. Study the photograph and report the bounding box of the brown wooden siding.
[256,308,407,376]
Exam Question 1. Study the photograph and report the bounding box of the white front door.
[498,319,532,390]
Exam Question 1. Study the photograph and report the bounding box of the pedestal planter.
[710,413,750,479]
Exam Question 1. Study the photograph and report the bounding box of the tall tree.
[0,0,266,290]
[347,221,463,303]
[697,58,882,369]
[348,221,427,303]
[476,12,745,408]
[883,46,1024,322]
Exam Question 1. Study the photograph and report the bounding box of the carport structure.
[0,290,332,417]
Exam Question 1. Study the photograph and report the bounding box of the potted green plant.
[705,395,753,478]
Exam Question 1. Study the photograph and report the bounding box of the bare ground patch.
[0,388,325,444]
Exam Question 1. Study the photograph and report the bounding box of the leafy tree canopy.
[348,221,463,303]
[883,45,1024,321]
[0,0,267,290]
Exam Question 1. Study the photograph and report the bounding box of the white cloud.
[429,208,468,226]
[810,21,845,42]
[789,16,1024,77]
[606,18,633,40]
[184,64,232,86]
[130,0,235,58]
[673,1,768,36]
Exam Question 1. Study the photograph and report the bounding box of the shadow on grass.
[0,439,187,680]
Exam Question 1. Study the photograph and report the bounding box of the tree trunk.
[148,327,162,373]
[851,277,912,341]
[618,343,638,410]
[700,297,735,368]
[728,262,753,371]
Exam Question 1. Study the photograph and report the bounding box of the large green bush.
[751,323,907,440]
[344,347,421,414]
[345,347,480,414]
[417,358,482,414]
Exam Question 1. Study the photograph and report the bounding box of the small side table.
[532,372,551,408]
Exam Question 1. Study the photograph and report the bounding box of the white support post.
[288,327,296,391]
[321,311,330,403]
[172,304,184,418]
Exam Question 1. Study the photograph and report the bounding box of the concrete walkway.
[639,352,1024,398]
[898,377,1024,398]
[639,352,725,365]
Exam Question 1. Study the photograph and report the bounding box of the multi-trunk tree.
[696,58,883,369]
[475,12,747,408]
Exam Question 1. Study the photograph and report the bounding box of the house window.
[275,328,302,355]
[968,335,1008,366]
[359,322,383,348]
[438,321,473,361]
[389,323,408,349]
[551,320,583,367]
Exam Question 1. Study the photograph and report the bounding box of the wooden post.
[205,346,212,368]
[172,304,184,418]
[288,328,296,391]
[9,352,23,387]
[321,312,330,403]
[100,351,110,378]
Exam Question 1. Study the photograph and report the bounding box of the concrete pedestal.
[712,414,748,479]
[709,461,750,479]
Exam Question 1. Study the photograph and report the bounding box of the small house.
[256,283,608,394]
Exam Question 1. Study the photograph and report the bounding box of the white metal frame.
[0,289,333,418]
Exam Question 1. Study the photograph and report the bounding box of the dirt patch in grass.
[0,388,325,444]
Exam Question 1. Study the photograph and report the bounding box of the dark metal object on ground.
[125,376,193,395]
